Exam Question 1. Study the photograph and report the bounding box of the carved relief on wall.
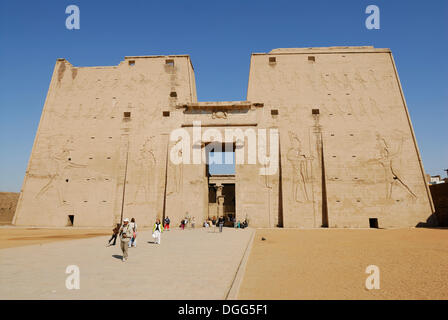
[354,71,368,89]
[342,73,354,91]
[368,69,381,90]
[35,135,87,206]
[329,73,344,90]
[356,97,383,121]
[132,136,157,203]
[319,73,330,91]
[286,131,314,203]
[374,133,417,200]
[316,70,392,94]
[167,137,183,195]
[109,98,119,119]
[211,111,227,119]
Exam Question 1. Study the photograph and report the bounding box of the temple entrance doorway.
[208,181,235,225]
[206,143,236,225]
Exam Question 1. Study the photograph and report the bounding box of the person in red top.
[164,216,170,231]
[180,218,186,230]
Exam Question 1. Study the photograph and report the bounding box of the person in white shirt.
[128,218,137,248]
[152,218,163,244]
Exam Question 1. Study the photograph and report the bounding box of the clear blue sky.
[0,0,447,191]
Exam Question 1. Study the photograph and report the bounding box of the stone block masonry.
[13,47,434,228]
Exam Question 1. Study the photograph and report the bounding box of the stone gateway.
[13,47,434,228]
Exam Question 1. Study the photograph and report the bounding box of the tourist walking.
[119,218,133,262]
[164,216,170,231]
[180,218,185,230]
[106,223,120,246]
[128,218,137,248]
[152,218,163,244]
[218,216,224,232]
[191,216,195,229]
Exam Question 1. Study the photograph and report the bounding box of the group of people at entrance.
[203,216,248,231]
[106,214,248,262]
[106,217,165,262]
[203,216,225,232]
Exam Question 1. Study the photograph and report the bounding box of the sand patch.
[0,227,111,249]
[238,228,448,299]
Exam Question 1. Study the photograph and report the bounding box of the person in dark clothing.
[180,218,186,230]
[218,216,224,232]
[164,216,170,231]
[106,223,121,246]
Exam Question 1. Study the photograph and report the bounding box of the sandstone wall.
[429,183,448,227]
[247,47,434,228]
[0,192,19,224]
[13,47,433,228]
[13,56,197,227]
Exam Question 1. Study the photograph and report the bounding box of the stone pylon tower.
[13,47,434,228]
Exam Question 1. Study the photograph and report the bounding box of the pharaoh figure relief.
[36,135,86,206]
[374,133,417,201]
[286,131,313,203]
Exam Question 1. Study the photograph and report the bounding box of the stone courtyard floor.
[2,227,447,300]
[0,227,254,299]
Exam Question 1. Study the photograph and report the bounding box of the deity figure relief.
[320,73,330,90]
[109,98,119,119]
[133,136,157,202]
[286,131,313,203]
[368,69,381,90]
[167,137,183,195]
[330,73,344,89]
[354,71,368,89]
[342,73,354,91]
